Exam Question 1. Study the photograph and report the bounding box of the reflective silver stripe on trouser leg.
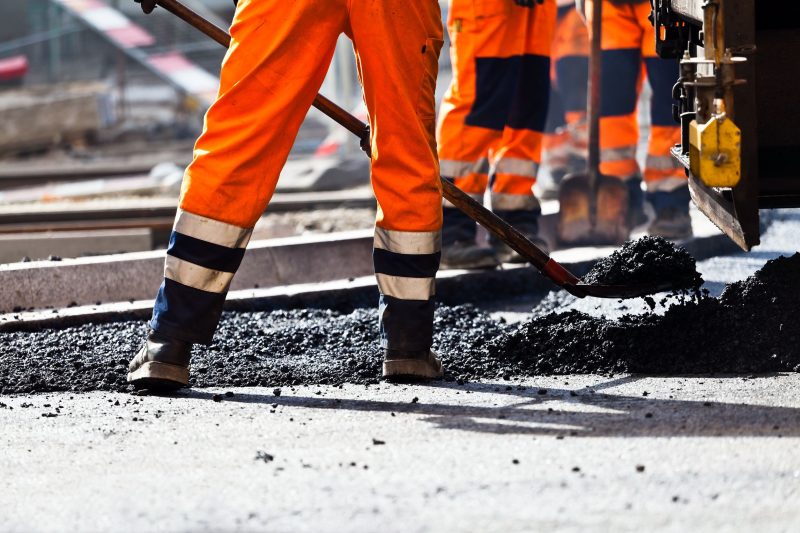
[375,274,436,300]
[440,158,490,208]
[151,209,254,343]
[493,158,540,179]
[172,208,252,249]
[164,256,235,293]
[490,192,541,212]
[600,145,637,163]
[646,177,689,193]
[439,158,491,180]
[373,228,440,351]
[645,154,682,172]
[374,227,441,255]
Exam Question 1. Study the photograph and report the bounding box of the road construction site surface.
[1,210,799,531]
[1,211,797,393]
[2,376,799,532]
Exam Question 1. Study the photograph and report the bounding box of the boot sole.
[127,361,189,389]
[383,359,443,380]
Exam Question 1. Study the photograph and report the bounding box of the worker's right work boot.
[127,330,192,390]
[647,186,693,240]
[383,349,444,380]
[440,241,500,269]
[626,176,648,229]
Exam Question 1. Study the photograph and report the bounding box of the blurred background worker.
[437,0,556,269]
[579,0,690,240]
[540,0,588,198]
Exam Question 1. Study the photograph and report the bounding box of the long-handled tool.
[145,0,676,299]
[556,0,630,246]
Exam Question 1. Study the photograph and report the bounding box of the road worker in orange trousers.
[127,0,446,388]
[437,0,557,269]
[541,0,589,197]
[577,0,691,239]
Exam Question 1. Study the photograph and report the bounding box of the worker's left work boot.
[383,349,444,380]
[491,197,548,263]
[127,330,192,390]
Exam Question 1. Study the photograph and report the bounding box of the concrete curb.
[0,228,739,333]
[0,229,374,314]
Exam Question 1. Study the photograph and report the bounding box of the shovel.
[556,0,630,246]
[146,0,673,299]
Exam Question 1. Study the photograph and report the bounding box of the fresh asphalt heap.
[1,235,797,393]
[582,236,704,292]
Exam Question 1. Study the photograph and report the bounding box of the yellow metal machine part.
[688,103,742,188]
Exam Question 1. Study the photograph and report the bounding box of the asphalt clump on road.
[582,236,703,293]
[490,253,799,375]
[0,254,797,394]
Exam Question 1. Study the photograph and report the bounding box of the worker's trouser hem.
[150,318,213,346]
[646,186,690,213]
[442,206,478,245]
[378,295,435,352]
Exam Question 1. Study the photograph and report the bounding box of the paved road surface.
[1,211,798,532]
[2,376,799,532]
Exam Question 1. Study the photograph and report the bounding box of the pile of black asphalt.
[582,236,704,293]
[0,253,797,394]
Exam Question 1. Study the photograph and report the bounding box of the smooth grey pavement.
[2,375,800,532]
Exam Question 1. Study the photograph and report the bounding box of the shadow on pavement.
[178,375,800,438]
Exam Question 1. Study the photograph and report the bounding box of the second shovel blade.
[557,172,630,246]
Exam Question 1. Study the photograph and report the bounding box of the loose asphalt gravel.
[1,212,797,394]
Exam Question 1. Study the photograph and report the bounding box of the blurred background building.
[0,1,453,262]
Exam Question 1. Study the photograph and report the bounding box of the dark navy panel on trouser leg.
[467,54,550,132]
[167,232,246,273]
[644,57,680,126]
[544,83,566,134]
[507,55,551,132]
[647,186,690,213]
[601,49,641,117]
[493,208,541,239]
[466,56,520,131]
[151,279,227,344]
[150,227,248,344]
[373,247,439,352]
[379,296,435,352]
[555,56,589,113]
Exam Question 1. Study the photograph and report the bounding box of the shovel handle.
[152,0,583,292]
[587,0,603,225]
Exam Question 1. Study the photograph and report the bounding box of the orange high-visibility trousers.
[542,3,589,175]
[437,0,556,242]
[588,0,685,192]
[150,0,445,351]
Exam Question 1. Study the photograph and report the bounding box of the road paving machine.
[651,0,800,250]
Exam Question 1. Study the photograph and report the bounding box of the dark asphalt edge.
[0,232,741,334]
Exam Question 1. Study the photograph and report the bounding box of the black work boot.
[492,208,548,263]
[647,186,693,240]
[493,235,550,264]
[441,241,499,269]
[626,176,648,229]
[383,349,443,380]
[127,330,192,390]
[649,207,693,240]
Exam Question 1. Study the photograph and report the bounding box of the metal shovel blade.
[557,171,630,247]
[573,279,691,299]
